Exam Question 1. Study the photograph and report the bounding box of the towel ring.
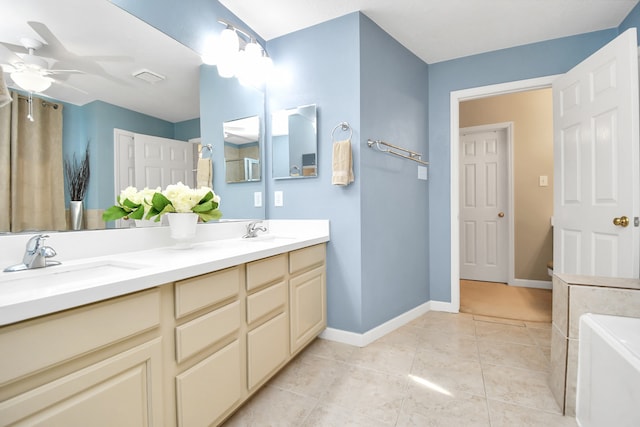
[332,122,352,142]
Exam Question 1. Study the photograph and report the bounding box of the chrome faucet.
[4,234,61,272]
[243,220,267,238]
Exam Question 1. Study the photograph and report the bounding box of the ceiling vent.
[132,69,165,84]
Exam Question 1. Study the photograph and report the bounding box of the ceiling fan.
[0,37,83,94]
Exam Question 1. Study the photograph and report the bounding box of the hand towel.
[332,139,354,186]
[197,158,212,188]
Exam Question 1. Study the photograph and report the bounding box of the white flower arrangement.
[103,182,222,223]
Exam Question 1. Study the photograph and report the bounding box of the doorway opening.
[449,75,557,313]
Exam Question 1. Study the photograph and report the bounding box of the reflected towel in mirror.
[197,158,212,188]
[332,139,354,186]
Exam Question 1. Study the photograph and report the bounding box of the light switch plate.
[418,166,428,180]
[539,175,548,187]
[253,191,262,207]
[274,191,283,207]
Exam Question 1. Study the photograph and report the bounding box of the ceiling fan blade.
[1,64,19,73]
[45,69,85,75]
[26,22,63,58]
[0,43,24,67]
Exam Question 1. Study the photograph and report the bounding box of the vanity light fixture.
[203,20,273,86]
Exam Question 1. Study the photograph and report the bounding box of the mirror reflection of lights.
[408,374,453,397]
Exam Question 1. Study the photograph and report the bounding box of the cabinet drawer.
[175,266,240,319]
[175,266,242,319]
[175,300,240,364]
[246,281,287,326]
[247,312,288,390]
[246,254,287,291]
[289,244,325,274]
[0,288,160,386]
[176,340,242,427]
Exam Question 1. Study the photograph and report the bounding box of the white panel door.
[133,133,197,189]
[553,28,640,278]
[460,128,509,282]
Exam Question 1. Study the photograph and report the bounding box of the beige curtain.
[0,91,65,232]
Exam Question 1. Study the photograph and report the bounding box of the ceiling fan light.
[10,69,52,93]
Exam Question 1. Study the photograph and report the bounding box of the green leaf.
[122,198,140,210]
[129,205,145,220]
[102,206,129,221]
[196,209,222,222]
[151,192,171,211]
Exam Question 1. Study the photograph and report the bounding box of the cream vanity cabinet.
[0,289,164,426]
[0,243,326,427]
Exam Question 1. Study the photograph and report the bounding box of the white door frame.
[459,122,514,284]
[449,75,558,312]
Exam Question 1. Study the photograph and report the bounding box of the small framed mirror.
[223,115,261,183]
[272,104,317,179]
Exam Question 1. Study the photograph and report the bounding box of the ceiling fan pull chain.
[27,92,34,122]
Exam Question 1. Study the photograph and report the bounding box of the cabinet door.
[175,340,242,427]
[0,338,163,427]
[290,266,326,353]
[247,312,288,390]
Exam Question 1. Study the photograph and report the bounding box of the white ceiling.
[220,0,640,63]
[0,0,201,123]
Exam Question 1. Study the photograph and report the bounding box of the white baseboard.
[510,278,552,290]
[319,300,456,347]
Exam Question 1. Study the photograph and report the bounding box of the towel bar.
[367,139,428,165]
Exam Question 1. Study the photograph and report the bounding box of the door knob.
[613,216,630,227]
[498,212,505,218]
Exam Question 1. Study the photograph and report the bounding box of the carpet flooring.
[460,279,552,323]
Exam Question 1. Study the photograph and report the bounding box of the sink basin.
[0,260,149,287]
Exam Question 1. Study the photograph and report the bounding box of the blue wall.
[266,13,363,331]
[359,15,430,330]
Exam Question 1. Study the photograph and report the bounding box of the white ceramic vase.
[166,212,198,248]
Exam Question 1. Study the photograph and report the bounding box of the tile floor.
[223,311,577,426]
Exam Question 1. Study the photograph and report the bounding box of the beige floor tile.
[320,365,407,424]
[482,363,563,414]
[417,328,480,361]
[304,337,357,362]
[269,353,349,399]
[411,348,485,397]
[487,399,578,427]
[373,324,422,352]
[526,325,552,347]
[477,340,549,372]
[399,382,490,427]
[524,321,552,330]
[302,403,393,427]
[418,315,477,337]
[349,339,416,375]
[472,315,526,326]
[222,385,317,426]
[475,321,536,345]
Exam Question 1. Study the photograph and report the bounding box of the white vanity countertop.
[0,220,329,326]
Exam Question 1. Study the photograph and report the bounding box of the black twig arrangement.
[64,144,91,201]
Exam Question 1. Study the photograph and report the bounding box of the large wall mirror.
[272,104,318,179]
[0,0,266,233]
[223,115,261,183]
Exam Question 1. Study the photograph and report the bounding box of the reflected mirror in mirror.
[224,115,261,183]
[272,104,317,179]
